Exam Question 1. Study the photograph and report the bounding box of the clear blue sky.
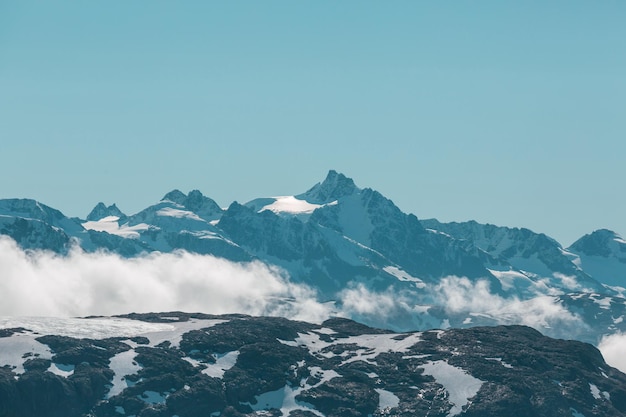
[1,1,624,246]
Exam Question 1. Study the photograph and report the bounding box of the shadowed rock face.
[1,313,625,417]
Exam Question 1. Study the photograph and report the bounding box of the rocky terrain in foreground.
[1,313,625,417]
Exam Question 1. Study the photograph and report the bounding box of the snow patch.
[82,218,151,239]
[184,350,240,378]
[488,269,533,292]
[0,331,53,376]
[137,319,227,349]
[48,362,75,378]
[375,388,400,410]
[589,383,601,400]
[107,349,142,398]
[280,331,421,365]
[260,196,328,215]
[485,357,513,369]
[383,266,426,288]
[0,317,174,339]
[590,295,612,309]
[156,207,203,221]
[241,366,338,417]
[420,360,484,417]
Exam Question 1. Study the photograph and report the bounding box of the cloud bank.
[0,236,331,323]
[0,236,615,371]
[598,332,626,373]
[434,276,585,330]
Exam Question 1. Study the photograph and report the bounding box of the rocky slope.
[1,313,625,417]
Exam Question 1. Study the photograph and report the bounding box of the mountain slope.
[568,229,626,288]
[420,219,606,295]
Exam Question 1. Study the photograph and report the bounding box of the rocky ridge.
[1,313,625,417]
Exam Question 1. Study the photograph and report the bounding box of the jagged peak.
[184,189,222,214]
[572,229,621,244]
[187,189,204,199]
[590,228,621,238]
[569,228,625,257]
[298,170,359,204]
[161,189,187,204]
[86,202,126,221]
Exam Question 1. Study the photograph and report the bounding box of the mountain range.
[1,170,625,344]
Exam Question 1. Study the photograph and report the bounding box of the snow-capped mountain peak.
[161,189,187,205]
[568,229,626,287]
[570,229,626,258]
[160,189,223,221]
[298,170,359,204]
[2,171,626,346]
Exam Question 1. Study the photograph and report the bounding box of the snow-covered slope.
[421,219,606,294]
[81,191,249,260]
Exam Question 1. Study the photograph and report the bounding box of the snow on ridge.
[156,207,203,221]
[0,317,228,347]
[259,196,337,215]
[82,218,151,239]
[130,319,229,349]
[0,317,173,339]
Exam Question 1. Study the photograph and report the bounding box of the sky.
[1,1,624,246]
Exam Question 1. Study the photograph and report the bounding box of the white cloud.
[599,332,626,373]
[0,236,596,344]
[0,236,332,322]
[433,276,586,339]
[339,284,399,316]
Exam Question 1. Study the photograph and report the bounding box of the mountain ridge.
[1,170,625,345]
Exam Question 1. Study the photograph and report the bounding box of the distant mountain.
[420,219,606,294]
[86,202,127,222]
[1,171,625,344]
[569,229,626,288]
[1,313,625,417]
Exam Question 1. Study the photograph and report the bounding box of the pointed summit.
[184,190,223,221]
[159,189,223,221]
[162,190,187,205]
[569,229,625,258]
[299,170,358,204]
[86,202,126,221]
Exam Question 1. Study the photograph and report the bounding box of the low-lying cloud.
[434,276,585,331]
[338,277,589,340]
[0,236,332,323]
[0,236,608,362]
[598,332,626,373]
